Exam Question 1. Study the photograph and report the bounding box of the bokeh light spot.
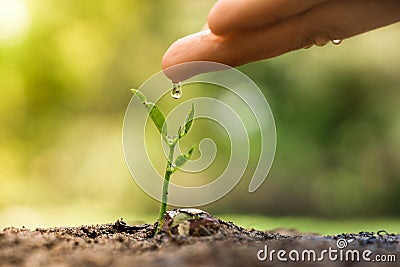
[0,0,30,40]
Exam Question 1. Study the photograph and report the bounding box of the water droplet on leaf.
[171,82,182,99]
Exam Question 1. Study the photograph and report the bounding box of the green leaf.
[130,89,147,103]
[174,155,188,168]
[179,103,194,139]
[187,144,195,157]
[174,144,196,169]
[145,102,167,137]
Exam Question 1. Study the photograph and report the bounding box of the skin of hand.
[162,0,400,82]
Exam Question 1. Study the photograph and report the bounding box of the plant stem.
[155,143,175,235]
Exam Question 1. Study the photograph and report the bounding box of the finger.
[163,0,400,81]
[208,0,330,35]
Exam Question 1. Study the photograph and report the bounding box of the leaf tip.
[131,89,147,103]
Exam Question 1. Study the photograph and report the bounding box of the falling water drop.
[332,39,342,45]
[171,82,182,99]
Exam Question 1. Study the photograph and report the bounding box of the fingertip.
[162,31,210,70]
[161,31,234,82]
[161,44,174,71]
[162,43,183,82]
[161,33,210,82]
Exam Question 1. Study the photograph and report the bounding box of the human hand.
[162,0,400,81]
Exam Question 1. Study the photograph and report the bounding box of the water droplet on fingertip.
[332,39,342,45]
[171,82,182,99]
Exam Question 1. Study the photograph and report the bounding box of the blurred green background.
[1,0,400,234]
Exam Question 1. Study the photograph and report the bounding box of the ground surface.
[1,212,399,267]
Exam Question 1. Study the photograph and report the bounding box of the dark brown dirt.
[1,214,399,267]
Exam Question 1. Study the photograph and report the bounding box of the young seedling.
[131,89,196,236]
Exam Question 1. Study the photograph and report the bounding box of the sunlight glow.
[0,0,30,40]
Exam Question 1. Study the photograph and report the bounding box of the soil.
[1,210,399,267]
